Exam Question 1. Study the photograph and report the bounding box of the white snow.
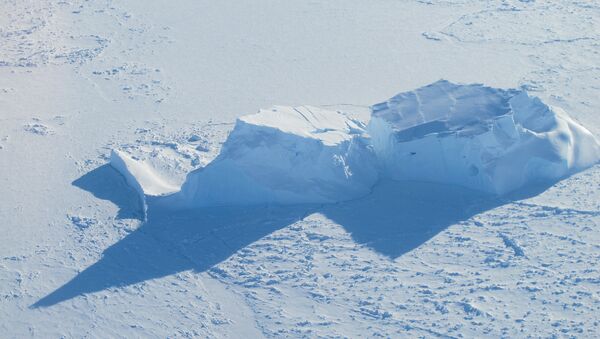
[369,80,600,194]
[168,105,378,208]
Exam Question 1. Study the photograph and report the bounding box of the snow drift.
[111,81,600,209]
[369,80,600,194]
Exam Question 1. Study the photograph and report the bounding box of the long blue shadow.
[33,166,549,308]
[33,201,310,308]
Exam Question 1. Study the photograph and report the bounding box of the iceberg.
[368,80,600,194]
[163,105,378,208]
[112,81,600,210]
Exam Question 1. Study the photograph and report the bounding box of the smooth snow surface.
[370,80,600,194]
[168,106,378,207]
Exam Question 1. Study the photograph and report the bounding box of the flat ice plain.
[2,1,600,337]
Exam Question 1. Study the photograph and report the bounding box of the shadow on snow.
[33,165,551,308]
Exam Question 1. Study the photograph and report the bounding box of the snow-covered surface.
[240,105,365,146]
[2,0,600,337]
[369,80,600,194]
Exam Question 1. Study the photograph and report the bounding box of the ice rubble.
[369,80,600,194]
[111,81,600,209]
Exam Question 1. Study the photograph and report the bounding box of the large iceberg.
[162,105,378,208]
[368,80,600,194]
[111,81,599,210]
